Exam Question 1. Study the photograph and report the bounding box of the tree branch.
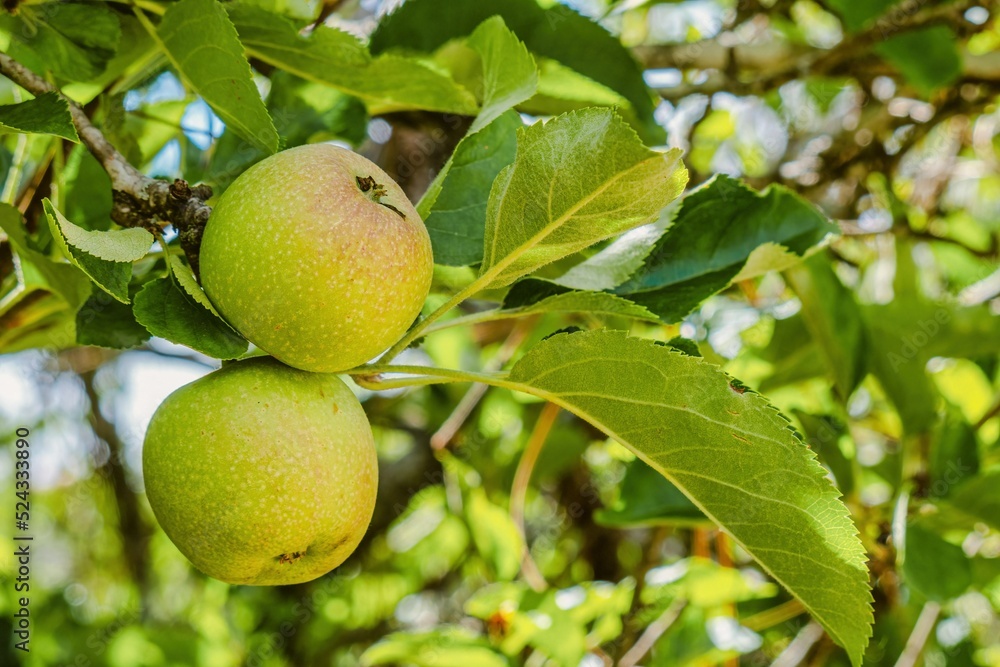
[429,317,536,450]
[510,402,561,593]
[634,0,995,99]
[617,599,687,667]
[893,601,941,667]
[770,622,825,667]
[0,51,212,274]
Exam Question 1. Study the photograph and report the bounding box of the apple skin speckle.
[142,357,378,586]
[200,144,434,372]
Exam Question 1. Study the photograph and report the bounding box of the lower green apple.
[142,357,377,585]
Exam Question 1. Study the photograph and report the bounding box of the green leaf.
[266,71,368,147]
[466,17,537,134]
[227,4,478,115]
[663,557,779,607]
[75,291,151,349]
[369,0,663,143]
[240,0,321,22]
[42,199,153,303]
[155,0,279,154]
[0,203,91,311]
[822,0,900,31]
[63,145,113,230]
[910,303,1000,360]
[464,581,624,663]
[0,292,77,353]
[784,255,868,400]
[792,411,855,496]
[46,202,153,263]
[43,200,150,304]
[480,108,686,289]
[62,14,161,103]
[466,489,524,581]
[167,255,225,318]
[504,330,873,664]
[902,521,971,601]
[928,406,979,498]
[613,175,838,323]
[595,458,709,528]
[0,92,78,141]
[948,471,1000,532]
[124,100,191,166]
[362,629,507,667]
[757,318,829,392]
[133,266,248,360]
[502,278,659,321]
[207,71,368,191]
[876,27,961,96]
[7,3,122,81]
[421,110,521,266]
[523,57,633,119]
[0,203,91,352]
[416,19,535,264]
[464,583,591,664]
[556,220,668,292]
[862,301,940,435]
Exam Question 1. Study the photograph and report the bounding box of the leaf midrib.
[490,372,862,657]
[482,153,668,286]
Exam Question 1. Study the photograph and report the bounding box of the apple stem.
[356,175,406,219]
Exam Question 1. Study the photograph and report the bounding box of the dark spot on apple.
[277,550,305,564]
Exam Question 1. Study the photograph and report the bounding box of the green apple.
[200,144,434,372]
[142,357,377,586]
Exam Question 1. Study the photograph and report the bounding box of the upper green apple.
[142,357,378,586]
[200,144,434,372]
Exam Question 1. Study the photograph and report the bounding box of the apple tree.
[1,0,999,665]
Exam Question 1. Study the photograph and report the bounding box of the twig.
[807,635,835,667]
[716,531,739,667]
[843,225,999,260]
[716,530,733,566]
[310,0,345,30]
[2,109,29,204]
[510,402,561,592]
[430,317,536,450]
[804,1,976,82]
[635,0,993,100]
[617,525,670,658]
[692,527,712,558]
[78,363,152,590]
[16,148,54,214]
[591,647,614,667]
[743,599,806,632]
[770,622,825,667]
[974,394,1000,430]
[617,599,687,667]
[894,601,941,667]
[0,51,212,274]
